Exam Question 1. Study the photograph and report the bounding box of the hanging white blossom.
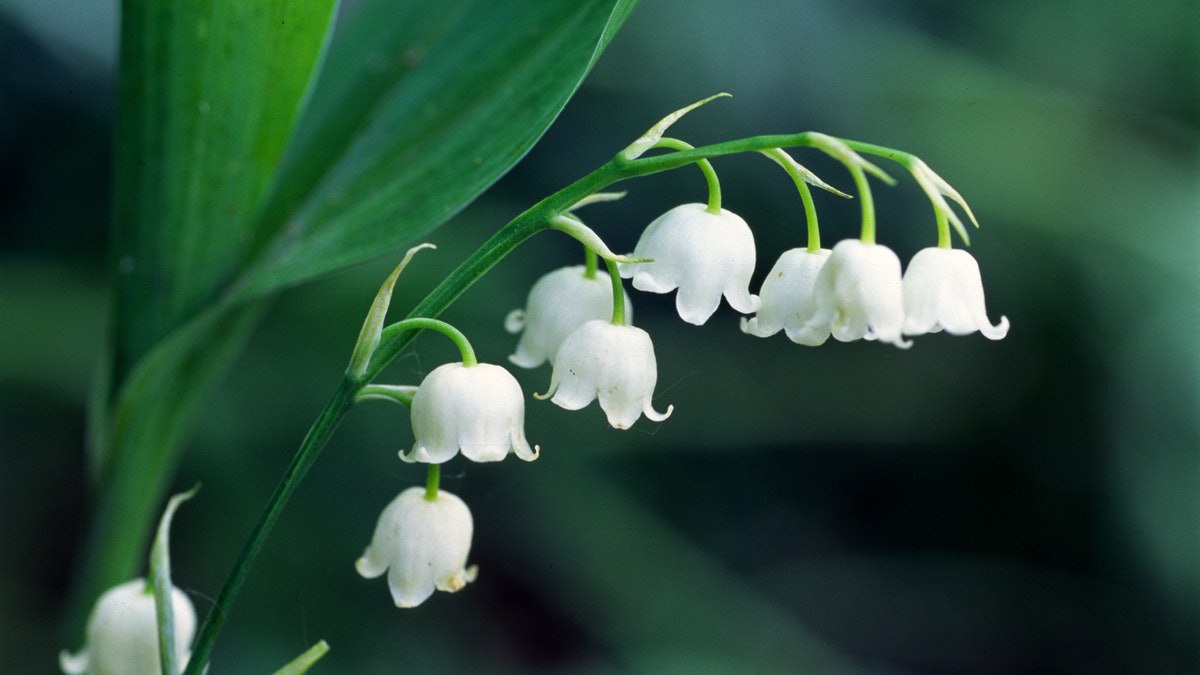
[620,203,760,325]
[60,578,196,675]
[804,239,910,348]
[902,247,1009,339]
[741,248,832,345]
[356,487,477,608]
[539,319,672,429]
[505,265,632,369]
[401,363,538,464]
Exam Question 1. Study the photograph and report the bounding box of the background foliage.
[1,0,1197,671]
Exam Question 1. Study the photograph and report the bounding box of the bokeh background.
[2,0,1196,672]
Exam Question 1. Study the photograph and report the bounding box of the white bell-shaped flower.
[620,203,760,325]
[740,248,832,345]
[402,362,538,464]
[805,239,911,348]
[902,247,1009,339]
[504,265,632,369]
[356,487,477,608]
[60,578,196,675]
[539,319,672,430]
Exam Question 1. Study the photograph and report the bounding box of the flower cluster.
[334,101,1010,617]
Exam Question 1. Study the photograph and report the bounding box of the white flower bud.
[620,204,760,325]
[356,487,477,608]
[504,265,632,369]
[902,247,1009,339]
[805,239,911,348]
[401,362,538,464]
[740,247,832,345]
[60,578,196,675]
[540,320,672,430]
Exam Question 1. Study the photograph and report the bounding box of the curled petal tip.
[644,402,673,423]
[982,315,1010,340]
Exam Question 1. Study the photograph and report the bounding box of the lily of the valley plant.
[66,95,1007,673]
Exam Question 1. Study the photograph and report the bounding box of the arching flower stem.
[424,464,440,502]
[652,137,721,214]
[187,120,965,674]
[584,245,598,279]
[606,258,627,326]
[761,149,821,252]
[381,318,477,367]
[848,163,877,244]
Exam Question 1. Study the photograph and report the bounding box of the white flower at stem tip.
[505,265,632,369]
[402,362,538,463]
[902,247,1009,339]
[539,319,672,430]
[620,203,760,325]
[741,247,832,346]
[805,239,911,348]
[60,578,196,675]
[356,487,477,608]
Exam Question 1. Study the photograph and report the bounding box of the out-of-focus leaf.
[230,0,639,301]
[72,0,337,632]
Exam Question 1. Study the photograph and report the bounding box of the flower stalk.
[185,100,979,672]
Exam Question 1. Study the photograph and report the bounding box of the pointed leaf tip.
[348,243,437,378]
[622,93,732,160]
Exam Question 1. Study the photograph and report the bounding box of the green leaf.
[231,0,639,300]
[70,0,337,633]
[76,0,636,642]
[110,0,338,383]
[271,640,331,675]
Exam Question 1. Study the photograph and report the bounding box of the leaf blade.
[233,0,639,301]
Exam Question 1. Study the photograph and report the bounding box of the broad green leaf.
[73,0,336,630]
[231,0,639,300]
[76,0,637,638]
[110,0,337,383]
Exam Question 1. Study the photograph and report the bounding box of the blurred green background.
[1,0,1196,672]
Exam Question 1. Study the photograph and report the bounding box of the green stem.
[424,464,441,501]
[605,258,626,326]
[187,128,910,673]
[936,209,951,249]
[762,150,820,251]
[583,245,598,279]
[848,164,876,244]
[839,139,912,167]
[652,137,721,213]
[382,318,476,367]
[184,377,357,674]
